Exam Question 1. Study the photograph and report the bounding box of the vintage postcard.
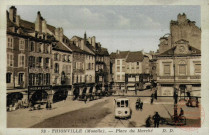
[0,0,209,135]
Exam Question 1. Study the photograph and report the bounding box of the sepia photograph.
[0,0,208,134]
[5,5,203,129]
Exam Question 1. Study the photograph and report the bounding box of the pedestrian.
[150,93,154,104]
[196,97,199,107]
[174,91,178,104]
[153,112,161,128]
[84,96,87,104]
[154,90,157,100]
[46,101,49,110]
[140,101,143,111]
[179,108,184,118]
[48,101,52,110]
[146,115,152,127]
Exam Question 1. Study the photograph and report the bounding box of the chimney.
[81,39,84,50]
[35,11,42,32]
[16,15,20,27]
[88,37,92,44]
[42,19,47,33]
[116,50,120,54]
[55,28,59,40]
[55,27,63,41]
[92,36,96,48]
[9,6,17,22]
[59,28,63,42]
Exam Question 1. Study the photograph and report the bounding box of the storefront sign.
[28,85,52,91]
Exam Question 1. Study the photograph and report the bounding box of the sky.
[9,5,200,53]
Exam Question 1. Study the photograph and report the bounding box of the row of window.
[7,53,25,67]
[54,63,71,74]
[116,59,126,65]
[163,63,201,75]
[29,73,50,86]
[73,75,94,83]
[7,37,25,50]
[7,37,51,54]
[86,55,95,61]
[116,74,125,81]
[6,72,24,85]
[29,42,51,53]
[86,63,94,70]
[54,53,71,62]
[73,62,84,70]
[29,56,50,69]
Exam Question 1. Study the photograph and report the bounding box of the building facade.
[156,13,201,99]
[156,39,201,98]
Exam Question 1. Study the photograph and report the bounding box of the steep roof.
[126,51,144,62]
[53,42,72,53]
[111,51,129,59]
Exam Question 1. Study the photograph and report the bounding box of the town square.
[6,5,201,128]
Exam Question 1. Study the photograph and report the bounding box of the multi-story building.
[156,39,201,98]
[87,37,110,90]
[125,51,144,90]
[110,51,129,90]
[51,42,73,102]
[156,13,201,99]
[6,6,29,106]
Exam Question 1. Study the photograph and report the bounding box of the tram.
[114,98,132,119]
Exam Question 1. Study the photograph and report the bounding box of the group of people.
[146,112,161,128]
[135,98,143,111]
[29,100,52,111]
[146,108,185,127]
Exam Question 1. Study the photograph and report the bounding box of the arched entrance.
[73,87,79,100]
[31,90,48,103]
[53,89,68,103]
[7,92,23,106]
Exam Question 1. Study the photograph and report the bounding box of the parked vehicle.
[114,98,132,119]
